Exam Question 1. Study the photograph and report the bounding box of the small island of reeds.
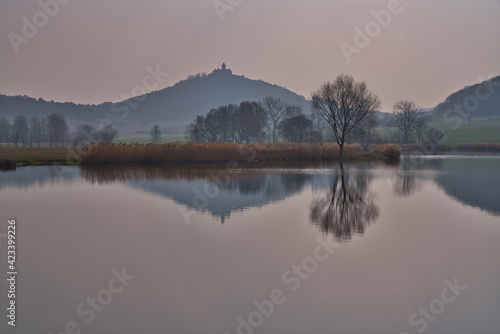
[78,142,401,164]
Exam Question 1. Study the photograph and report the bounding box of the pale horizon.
[1,0,500,112]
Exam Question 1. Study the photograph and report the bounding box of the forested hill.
[434,75,500,119]
[0,66,310,128]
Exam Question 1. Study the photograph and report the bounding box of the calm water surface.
[0,156,499,334]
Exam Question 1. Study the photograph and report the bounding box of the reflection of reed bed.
[79,142,366,164]
[0,159,17,171]
[80,163,267,184]
[456,143,500,152]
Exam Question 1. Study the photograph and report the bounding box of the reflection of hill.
[79,163,338,223]
[434,158,500,216]
[395,156,500,216]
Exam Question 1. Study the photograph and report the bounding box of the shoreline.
[2,143,500,168]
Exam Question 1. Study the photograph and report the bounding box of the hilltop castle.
[212,62,232,75]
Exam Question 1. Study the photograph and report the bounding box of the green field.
[430,119,500,146]
[115,133,186,144]
[376,118,500,146]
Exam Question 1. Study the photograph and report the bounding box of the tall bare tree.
[0,116,10,147]
[47,113,69,147]
[12,115,29,147]
[74,124,98,147]
[98,123,119,142]
[393,100,427,144]
[29,116,43,147]
[150,125,162,143]
[312,74,381,158]
[279,113,313,143]
[262,97,288,143]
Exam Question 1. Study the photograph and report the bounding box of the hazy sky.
[1,0,499,111]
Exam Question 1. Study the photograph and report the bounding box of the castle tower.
[222,62,226,70]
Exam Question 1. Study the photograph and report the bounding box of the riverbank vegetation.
[79,142,374,164]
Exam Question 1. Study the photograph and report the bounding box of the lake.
[1,156,499,334]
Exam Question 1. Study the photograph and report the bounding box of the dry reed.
[79,142,364,164]
[372,144,402,159]
[0,159,17,170]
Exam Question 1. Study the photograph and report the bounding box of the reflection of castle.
[212,62,232,75]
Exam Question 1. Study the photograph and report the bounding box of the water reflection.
[310,162,379,241]
[393,158,421,197]
[79,162,339,223]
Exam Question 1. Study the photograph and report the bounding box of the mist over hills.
[0,64,309,130]
[1,67,499,131]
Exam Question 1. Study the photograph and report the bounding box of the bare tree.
[414,115,431,143]
[47,113,69,147]
[98,123,119,142]
[393,100,427,144]
[12,115,29,147]
[29,116,42,147]
[0,116,10,147]
[312,74,381,158]
[74,124,98,146]
[40,117,48,146]
[150,125,162,143]
[279,113,313,143]
[186,115,206,142]
[350,111,378,151]
[262,97,287,143]
[309,112,326,143]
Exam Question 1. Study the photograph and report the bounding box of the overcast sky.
[1,0,499,111]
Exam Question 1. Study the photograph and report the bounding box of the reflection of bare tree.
[310,162,379,241]
[393,157,421,197]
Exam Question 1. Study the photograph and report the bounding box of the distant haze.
[1,0,499,112]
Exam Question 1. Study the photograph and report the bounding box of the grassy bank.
[0,147,72,165]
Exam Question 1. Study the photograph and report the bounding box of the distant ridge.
[0,64,310,129]
[434,75,500,119]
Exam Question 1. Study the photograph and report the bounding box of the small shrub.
[372,144,401,159]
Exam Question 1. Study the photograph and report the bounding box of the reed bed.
[456,143,500,152]
[79,142,364,164]
[372,144,402,159]
[0,159,17,170]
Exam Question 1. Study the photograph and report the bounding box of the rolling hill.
[0,64,310,130]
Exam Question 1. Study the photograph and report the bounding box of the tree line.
[0,112,120,147]
[0,112,69,147]
[187,74,438,157]
[186,99,325,144]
